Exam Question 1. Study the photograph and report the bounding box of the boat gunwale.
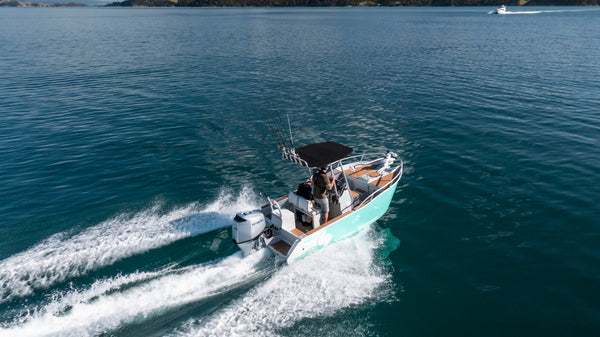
[301,161,402,237]
[260,153,402,250]
[354,161,403,209]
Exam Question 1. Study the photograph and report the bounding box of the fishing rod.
[272,108,292,148]
[264,99,291,147]
[262,108,286,149]
[287,114,294,148]
[266,107,292,150]
[267,110,289,149]
[267,124,284,150]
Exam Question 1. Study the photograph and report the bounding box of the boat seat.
[288,192,319,216]
[273,208,295,232]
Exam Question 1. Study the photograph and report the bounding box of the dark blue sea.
[1,6,599,337]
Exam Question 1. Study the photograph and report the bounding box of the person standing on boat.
[312,166,335,224]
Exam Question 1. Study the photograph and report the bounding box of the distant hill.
[0,0,86,5]
[104,0,599,6]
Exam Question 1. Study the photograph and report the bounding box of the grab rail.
[339,152,387,167]
[354,159,403,210]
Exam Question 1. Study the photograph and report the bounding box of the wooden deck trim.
[291,228,305,237]
[350,190,359,198]
[305,211,352,236]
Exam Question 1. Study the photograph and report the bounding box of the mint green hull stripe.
[289,181,399,262]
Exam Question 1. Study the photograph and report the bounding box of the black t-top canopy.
[294,142,353,167]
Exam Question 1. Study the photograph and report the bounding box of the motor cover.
[232,211,266,244]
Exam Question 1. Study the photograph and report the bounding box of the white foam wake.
[0,186,260,303]
[171,229,395,337]
[490,8,600,15]
[0,250,270,337]
[504,10,543,14]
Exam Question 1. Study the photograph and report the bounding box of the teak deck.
[291,228,305,236]
[267,164,398,257]
[369,172,395,188]
[344,165,396,188]
[344,165,378,178]
[271,240,291,256]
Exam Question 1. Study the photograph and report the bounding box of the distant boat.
[493,5,507,14]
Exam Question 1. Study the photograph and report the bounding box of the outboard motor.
[232,211,267,255]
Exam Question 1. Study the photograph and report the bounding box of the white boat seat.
[272,208,296,232]
[281,209,296,231]
[288,192,319,216]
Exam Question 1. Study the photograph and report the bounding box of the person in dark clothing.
[296,179,313,200]
[312,165,335,223]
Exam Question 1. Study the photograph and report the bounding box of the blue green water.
[1,7,599,337]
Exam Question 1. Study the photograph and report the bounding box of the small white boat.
[494,5,507,14]
[232,141,402,263]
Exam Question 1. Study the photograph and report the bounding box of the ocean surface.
[1,6,599,337]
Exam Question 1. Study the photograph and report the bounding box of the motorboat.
[232,141,402,263]
[494,5,507,14]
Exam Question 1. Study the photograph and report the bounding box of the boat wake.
[0,250,272,337]
[0,227,399,337]
[488,10,545,15]
[0,176,400,337]
[0,186,260,304]
[170,228,398,337]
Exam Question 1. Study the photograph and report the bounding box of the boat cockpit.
[275,152,401,238]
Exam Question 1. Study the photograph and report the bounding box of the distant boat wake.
[488,8,600,15]
[488,9,542,15]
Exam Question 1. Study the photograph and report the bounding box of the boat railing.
[339,152,387,167]
[354,159,403,210]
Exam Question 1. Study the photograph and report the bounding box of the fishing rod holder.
[281,148,309,167]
